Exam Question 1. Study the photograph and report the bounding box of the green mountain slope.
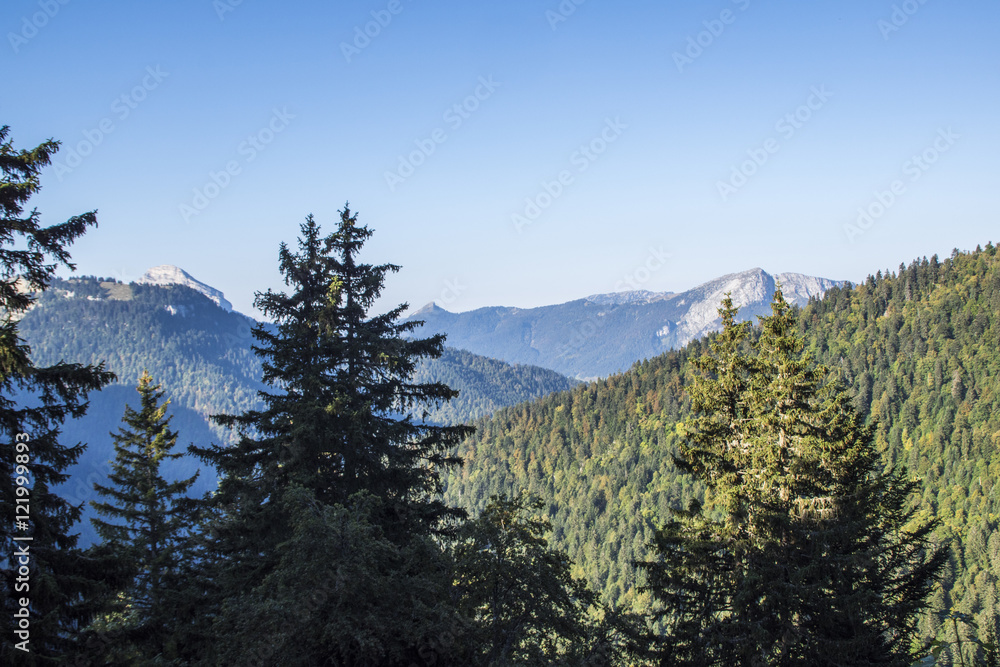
[17,276,576,544]
[442,245,1000,640]
[412,347,578,424]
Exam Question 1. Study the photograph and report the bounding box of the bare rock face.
[138,265,233,312]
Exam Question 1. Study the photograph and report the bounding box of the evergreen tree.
[211,485,461,666]
[88,371,199,663]
[452,492,601,665]
[639,290,946,666]
[0,126,117,663]
[455,492,651,666]
[191,206,473,663]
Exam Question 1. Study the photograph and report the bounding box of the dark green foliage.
[18,275,265,548]
[211,485,460,667]
[0,126,117,663]
[639,291,945,665]
[196,206,473,529]
[452,493,603,664]
[88,372,199,663]
[444,244,1000,655]
[191,207,473,663]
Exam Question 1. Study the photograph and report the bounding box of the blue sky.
[3,0,998,317]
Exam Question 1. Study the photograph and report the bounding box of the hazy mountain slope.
[18,275,577,545]
[409,268,845,379]
[412,348,578,424]
[442,246,1000,640]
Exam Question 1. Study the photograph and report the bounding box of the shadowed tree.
[88,371,199,663]
[190,205,474,664]
[0,125,117,663]
[453,492,649,666]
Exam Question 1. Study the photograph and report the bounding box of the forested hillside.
[443,244,1000,644]
[18,278,263,543]
[20,277,263,429]
[412,347,577,423]
[17,277,576,544]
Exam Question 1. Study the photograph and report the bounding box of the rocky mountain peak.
[138,265,233,312]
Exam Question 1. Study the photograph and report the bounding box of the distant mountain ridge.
[409,268,847,379]
[18,275,577,545]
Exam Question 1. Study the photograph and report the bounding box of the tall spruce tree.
[88,371,199,663]
[452,492,598,664]
[191,206,473,664]
[452,492,649,666]
[0,126,117,662]
[639,289,946,666]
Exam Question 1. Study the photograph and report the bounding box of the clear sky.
[3,0,998,317]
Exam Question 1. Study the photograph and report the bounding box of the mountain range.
[18,264,841,545]
[408,268,846,379]
[17,249,999,647]
[17,270,575,544]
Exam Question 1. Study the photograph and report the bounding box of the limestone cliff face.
[664,268,844,345]
[138,265,233,312]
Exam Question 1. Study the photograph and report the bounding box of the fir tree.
[210,486,461,666]
[0,126,117,662]
[639,289,946,666]
[191,206,473,663]
[452,493,599,664]
[453,492,650,666]
[88,371,199,663]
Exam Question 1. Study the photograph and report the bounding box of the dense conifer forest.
[3,125,997,665]
[443,245,1000,663]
